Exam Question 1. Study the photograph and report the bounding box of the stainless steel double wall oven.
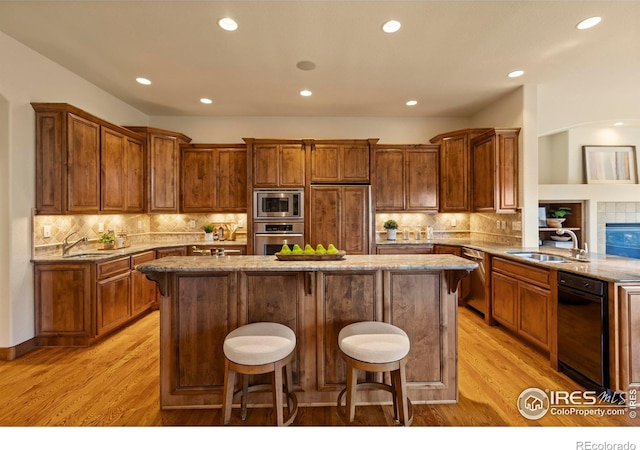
[253,189,305,255]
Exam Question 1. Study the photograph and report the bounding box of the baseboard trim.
[0,338,38,361]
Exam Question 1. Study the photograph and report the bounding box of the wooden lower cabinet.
[34,251,159,346]
[35,263,93,346]
[490,257,554,352]
[157,268,459,408]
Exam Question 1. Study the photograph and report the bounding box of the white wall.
[0,31,148,347]
[149,115,469,144]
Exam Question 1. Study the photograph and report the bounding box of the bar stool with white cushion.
[221,322,298,426]
[337,321,413,426]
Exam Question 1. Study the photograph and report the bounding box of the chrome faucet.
[555,229,589,260]
[62,231,87,256]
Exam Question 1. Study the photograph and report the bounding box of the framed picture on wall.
[583,145,638,184]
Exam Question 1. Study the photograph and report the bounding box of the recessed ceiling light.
[576,16,602,30]
[508,70,524,78]
[296,61,317,71]
[200,98,213,105]
[218,18,238,31]
[382,20,401,33]
[614,122,624,126]
[136,77,151,85]
[406,100,418,106]
[300,90,312,97]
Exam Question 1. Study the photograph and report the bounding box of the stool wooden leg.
[241,374,249,421]
[395,360,410,426]
[346,363,358,422]
[285,360,294,412]
[273,362,284,426]
[222,360,236,425]
[390,371,399,421]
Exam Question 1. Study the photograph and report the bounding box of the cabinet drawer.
[492,257,550,288]
[96,256,131,280]
[131,251,155,268]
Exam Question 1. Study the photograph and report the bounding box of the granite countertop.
[375,238,640,283]
[31,239,248,263]
[135,254,478,273]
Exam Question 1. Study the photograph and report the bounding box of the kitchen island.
[136,254,477,409]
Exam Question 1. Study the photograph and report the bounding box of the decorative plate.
[275,251,346,261]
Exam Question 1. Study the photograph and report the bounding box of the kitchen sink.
[506,251,568,263]
[62,253,105,258]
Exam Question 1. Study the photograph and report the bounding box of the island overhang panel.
[137,255,477,409]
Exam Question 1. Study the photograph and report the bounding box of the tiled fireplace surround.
[33,211,523,257]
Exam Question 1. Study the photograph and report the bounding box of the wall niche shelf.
[538,201,585,248]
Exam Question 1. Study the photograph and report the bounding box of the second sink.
[507,251,567,263]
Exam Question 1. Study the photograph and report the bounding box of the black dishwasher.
[557,271,609,390]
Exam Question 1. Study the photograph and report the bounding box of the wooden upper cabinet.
[430,129,489,212]
[67,113,101,213]
[32,103,146,214]
[311,141,372,183]
[471,128,520,213]
[180,144,247,212]
[375,145,438,212]
[249,140,305,187]
[125,127,192,213]
[101,126,145,213]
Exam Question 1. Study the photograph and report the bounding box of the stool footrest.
[229,384,298,426]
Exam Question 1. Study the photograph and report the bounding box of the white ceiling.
[1,0,639,118]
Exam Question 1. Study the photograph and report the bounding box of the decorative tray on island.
[274,251,346,261]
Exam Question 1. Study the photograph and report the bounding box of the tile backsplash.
[33,212,247,256]
[597,202,640,253]
[375,211,522,245]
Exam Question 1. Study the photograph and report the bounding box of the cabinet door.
[406,148,438,211]
[439,135,469,212]
[342,145,370,182]
[35,263,92,344]
[149,134,179,212]
[96,272,131,336]
[491,271,517,330]
[471,135,495,212]
[279,145,305,187]
[181,148,215,212]
[497,131,519,212]
[253,145,279,187]
[67,113,101,212]
[125,136,145,212]
[217,148,247,211]
[310,186,370,255]
[309,186,341,249]
[34,111,64,214]
[342,186,370,255]
[518,282,550,349]
[615,285,640,390]
[311,144,340,182]
[101,126,127,212]
[375,149,404,210]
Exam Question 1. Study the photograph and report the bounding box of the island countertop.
[135,253,478,273]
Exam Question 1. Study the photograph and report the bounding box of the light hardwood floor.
[0,307,636,427]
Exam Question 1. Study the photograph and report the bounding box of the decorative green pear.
[304,244,316,254]
[280,244,292,254]
[326,244,339,254]
[315,244,327,254]
[291,244,303,255]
